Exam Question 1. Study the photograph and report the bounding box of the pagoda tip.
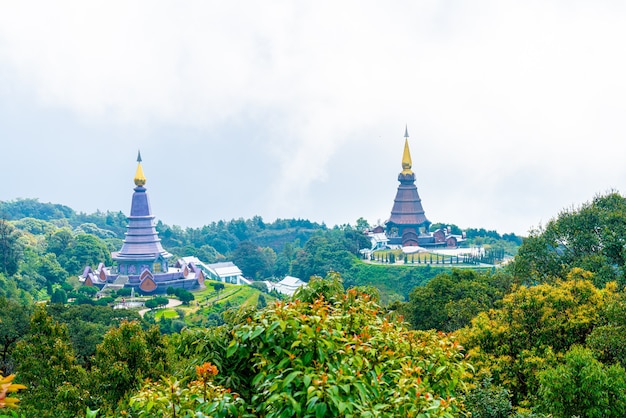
[137,150,142,163]
[404,125,409,138]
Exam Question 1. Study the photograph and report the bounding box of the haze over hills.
[3,3,626,236]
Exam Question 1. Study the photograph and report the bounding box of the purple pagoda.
[385,127,432,247]
[81,152,205,294]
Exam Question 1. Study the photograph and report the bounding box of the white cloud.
[1,1,626,234]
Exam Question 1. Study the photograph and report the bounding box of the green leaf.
[250,326,265,340]
[226,341,239,357]
[315,402,328,418]
[283,370,301,389]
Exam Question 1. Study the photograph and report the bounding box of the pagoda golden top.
[401,127,413,175]
[134,151,147,186]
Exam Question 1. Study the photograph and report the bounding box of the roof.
[264,276,307,296]
[279,276,306,288]
[368,233,388,243]
[207,262,243,277]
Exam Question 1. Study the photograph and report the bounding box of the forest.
[5,194,626,416]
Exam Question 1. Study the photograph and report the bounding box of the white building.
[368,232,389,250]
[204,261,249,285]
[264,276,307,296]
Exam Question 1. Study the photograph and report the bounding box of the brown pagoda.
[385,126,431,246]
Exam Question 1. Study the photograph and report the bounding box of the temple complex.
[385,127,432,246]
[81,152,205,294]
[382,127,465,248]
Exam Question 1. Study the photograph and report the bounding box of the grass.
[154,309,179,320]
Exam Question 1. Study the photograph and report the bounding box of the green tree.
[355,217,370,231]
[45,304,142,368]
[45,228,74,258]
[37,253,68,284]
[127,364,246,417]
[172,273,471,417]
[401,269,512,332]
[92,321,170,411]
[64,234,112,274]
[144,297,169,309]
[0,297,30,373]
[464,378,512,418]
[256,293,266,309]
[0,220,22,276]
[176,288,195,305]
[510,192,626,287]
[538,345,626,417]
[460,268,612,407]
[13,306,89,417]
[232,241,271,280]
[50,287,68,304]
[586,291,626,368]
[290,233,355,280]
[212,282,225,294]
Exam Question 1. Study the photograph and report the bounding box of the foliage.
[92,321,170,411]
[50,287,68,304]
[459,268,613,407]
[0,220,22,277]
[510,192,626,287]
[537,345,626,417]
[256,293,266,309]
[248,281,267,293]
[174,273,471,417]
[126,363,247,417]
[144,297,169,309]
[463,377,512,418]
[586,290,626,368]
[45,304,143,367]
[290,229,367,281]
[401,269,513,332]
[170,288,194,305]
[343,262,445,303]
[37,253,68,284]
[0,298,30,374]
[232,241,275,280]
[13,306,90,417]
[117,287,132,297]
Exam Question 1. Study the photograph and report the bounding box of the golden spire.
[401,125,413,175]
[134,150,146,186]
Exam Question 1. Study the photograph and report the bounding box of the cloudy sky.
[1,1,625,236]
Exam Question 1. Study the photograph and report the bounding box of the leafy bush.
[173,273,471,417]
[127,364,247,417]
[538,345,626,417]
[464,378,512,418]
[144,297,168,309]
[116,288,132,297]
[94,297,114,306]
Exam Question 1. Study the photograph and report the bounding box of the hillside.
[5,193,626,416]
[0,197,522,304]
